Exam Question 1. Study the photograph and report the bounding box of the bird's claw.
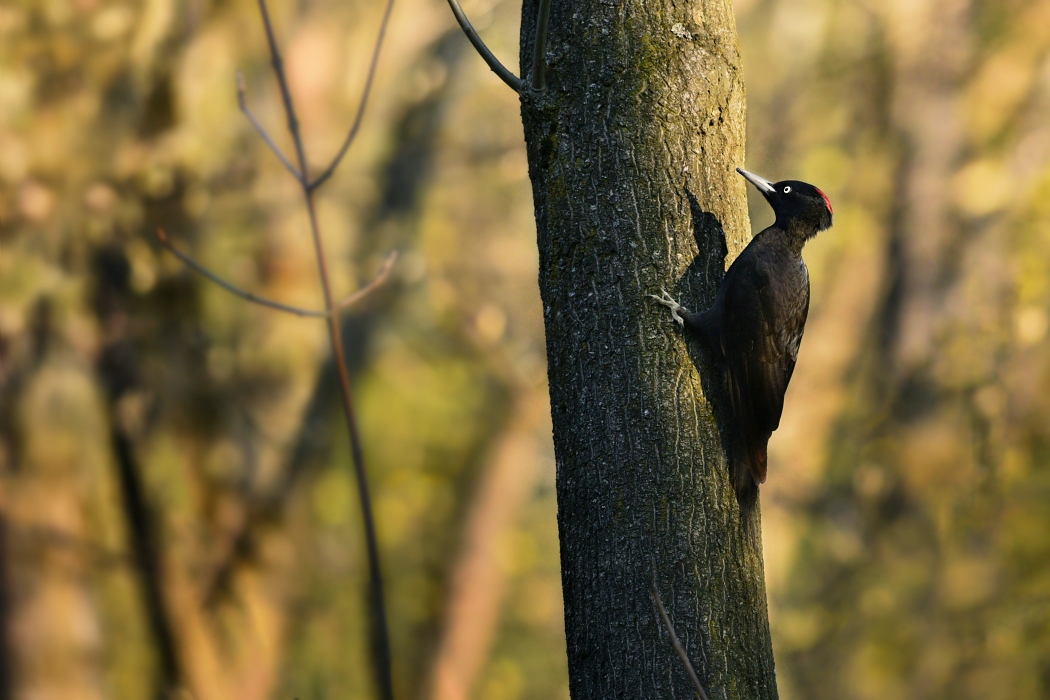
[647,288,686,327]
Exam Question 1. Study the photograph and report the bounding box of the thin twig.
[335,250,399,310]
[237,72,304,183]
[256,0,309,183]
[529,0,553,92]
[651,581,710,700]
[310,0,396,190]
[254,1,395,698]
[156,228,326,317]
[445,0,522,92]
[156,229,397,317]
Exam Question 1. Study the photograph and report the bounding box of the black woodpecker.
[651,168,834,539]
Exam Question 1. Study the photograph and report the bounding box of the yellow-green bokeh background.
[1,0,1048,698]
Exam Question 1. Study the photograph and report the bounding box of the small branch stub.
[445,0,553,94]
[651,581,710,700]
[445,0,523,92]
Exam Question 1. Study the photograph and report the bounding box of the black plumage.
[652,168,834,539]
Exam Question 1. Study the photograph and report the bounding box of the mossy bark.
[519,0,778,697]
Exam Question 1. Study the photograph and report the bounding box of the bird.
[651,168,833,541]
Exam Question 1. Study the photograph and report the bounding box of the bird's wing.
[721,257,809,485]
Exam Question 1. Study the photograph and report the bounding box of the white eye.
[783,186,792,194]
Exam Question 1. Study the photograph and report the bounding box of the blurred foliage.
[0,0,562,698]
[1,0,1049,698]
[738,0,1050,697]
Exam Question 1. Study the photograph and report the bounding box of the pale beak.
[736,168,776,194]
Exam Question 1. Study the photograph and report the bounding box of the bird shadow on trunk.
[676,188,736,470]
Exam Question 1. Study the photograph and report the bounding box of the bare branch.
[156,229,397,318]
[256,0,310,179]
[237,72,304,183]
[310,0,396,190]
[529,0,553,92]
[253,2,395,696]
[445,0,523,92]
[156,228,329,317]
[651,581,710,700]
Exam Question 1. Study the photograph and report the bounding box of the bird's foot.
[647,288,687,328]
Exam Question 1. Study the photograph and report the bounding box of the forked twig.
[651,581,710,700]
[156,1,398,697]
[445,0,522,92]
[256,0,307,170]
[237,72,303,183]
[156,229,396,318]
[310,0,396,190]
[253,1,395,697]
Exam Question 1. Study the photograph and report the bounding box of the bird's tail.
[730,447,761,548]
[736,478,760,547]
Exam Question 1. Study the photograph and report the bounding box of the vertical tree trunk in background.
[879,0,973,379]
[0,515,12,700]
[428,390,549,700]
[519,1,778,697]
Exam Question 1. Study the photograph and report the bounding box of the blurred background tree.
[740,0,1050,698]
[0,0,1047,699]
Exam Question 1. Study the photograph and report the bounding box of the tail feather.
[730,448,761,548]
[736,478,760,547]
[749,440,769,484]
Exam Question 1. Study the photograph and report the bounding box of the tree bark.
[518,1,778,697]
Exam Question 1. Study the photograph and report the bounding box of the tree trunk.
[518,1,778,697]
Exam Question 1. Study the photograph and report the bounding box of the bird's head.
[737,168,833,236]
